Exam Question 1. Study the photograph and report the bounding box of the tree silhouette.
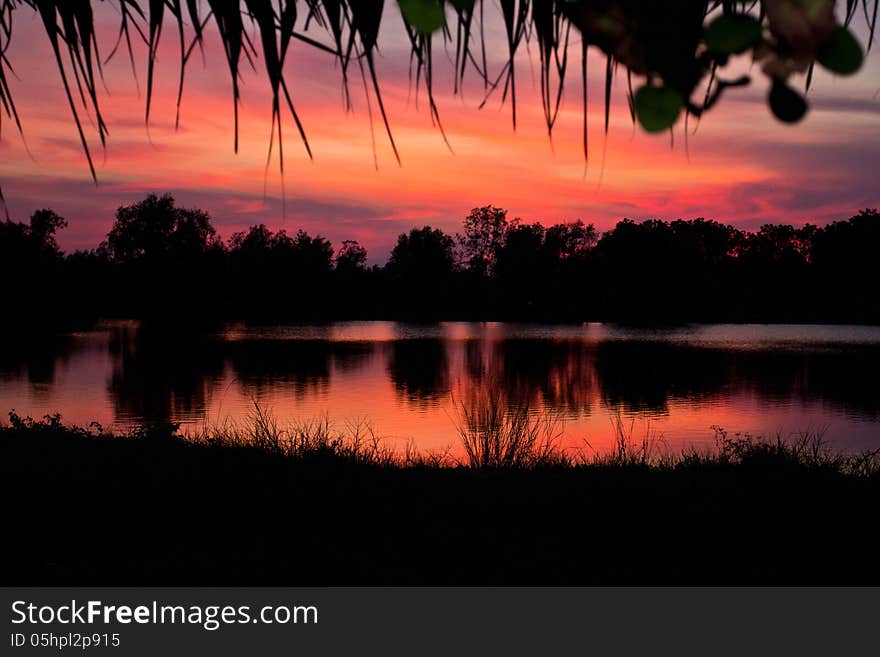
[27,209,68,253]
[386,226,457,316]
[288,230,334,276]
[335,240,369,275]
[543,221,598,260]
[0,208,68,319]
[0,208,66,262]
[228,224,276,258]
[388,226,456,280]
[5,198,880,323]
[458,206,509,276]
[107,194,218,264]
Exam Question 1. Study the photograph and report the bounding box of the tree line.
[1,194,878,323]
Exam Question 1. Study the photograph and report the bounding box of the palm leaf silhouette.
[0,0,876,214]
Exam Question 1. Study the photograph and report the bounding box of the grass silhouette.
[2,408,878,584]
[451,381,567,467]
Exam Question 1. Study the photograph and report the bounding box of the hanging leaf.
[769,78,808,123]
[634,85,683,133]
[817,25,864,75]
[704,14,763,54]
[398,0,446,34]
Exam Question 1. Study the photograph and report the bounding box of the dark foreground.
[2,418,878,585]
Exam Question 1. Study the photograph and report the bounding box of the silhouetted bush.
[2,412,879,583]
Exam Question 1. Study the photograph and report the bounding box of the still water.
[2,321,880,454]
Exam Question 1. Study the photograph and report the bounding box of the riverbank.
[2,414,878,584]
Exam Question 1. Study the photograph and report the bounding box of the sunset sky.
[1,4,879,261]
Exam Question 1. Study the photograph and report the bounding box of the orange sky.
[1,4,879,261]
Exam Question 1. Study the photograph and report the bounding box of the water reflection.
[387,339,450,405]
[493,339,597,413]
[227,338,376,398]
[728,346,880,419]
[595,341,730,413]
[108,323,225,424]
[593,340,880,419]
[1,321,880,452]
[0,332,75,388]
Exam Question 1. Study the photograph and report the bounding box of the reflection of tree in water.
[487,339,598,415]
[465,339,487,383]
[0,332,74,389]
[386,339,450,405]
[593,341,880,419]
[730,346,880,420]
[594,341,726,414]
[396,336,876,419]
[329,342,376,374]
[226,339,374,399]
[226,339,331,399]
[108,324,224,425]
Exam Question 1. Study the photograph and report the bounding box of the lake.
[2,321,880,455]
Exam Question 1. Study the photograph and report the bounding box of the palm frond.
[0,0,875,211]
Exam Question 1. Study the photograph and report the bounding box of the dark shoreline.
[3,417,878,585]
